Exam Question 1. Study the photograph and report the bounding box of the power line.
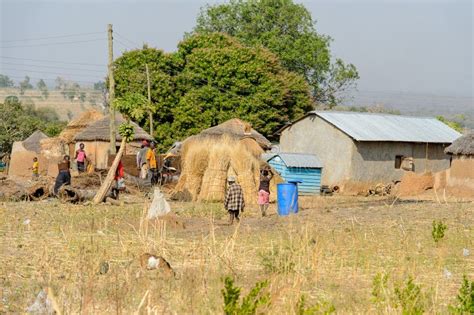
[115,32,140,47]
[114,38,133,51]
[1,67,104,79]
[0,38,105,49]
[0,62,105,73]
[0,56,106,67]
[0,31,103,43]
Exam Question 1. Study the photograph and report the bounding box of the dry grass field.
[1,195,473,314]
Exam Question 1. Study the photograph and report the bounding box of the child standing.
[32,157,39,180]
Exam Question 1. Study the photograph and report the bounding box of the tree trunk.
[93,138,126,204]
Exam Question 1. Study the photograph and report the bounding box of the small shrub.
[222,276,270,315]
[371,272,390,305]
[449,275,474,314]
[394,276,424,315]
[296,295,335,315]
[259,246,295,274]
[432,220,447,243]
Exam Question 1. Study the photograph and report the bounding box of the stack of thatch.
[173,119,282,205]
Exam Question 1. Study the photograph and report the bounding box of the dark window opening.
[395,155,404,169]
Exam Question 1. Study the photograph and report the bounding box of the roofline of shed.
[274,111,455,144]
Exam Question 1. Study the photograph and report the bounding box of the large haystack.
[8,131,49,177]
[173,120,276,206]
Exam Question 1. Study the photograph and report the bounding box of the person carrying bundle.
[224,176,245,224]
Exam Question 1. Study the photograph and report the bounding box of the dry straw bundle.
[198,136,233,201]
[181,138,210,200]
[230,142,259,205]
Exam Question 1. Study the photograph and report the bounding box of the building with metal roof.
[278,111,461,187]
[265,153,323,195]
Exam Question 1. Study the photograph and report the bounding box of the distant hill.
[0,87,104,121]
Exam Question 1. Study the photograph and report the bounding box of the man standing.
[224,176,245,224]
[75,143,87,173]
[54,155,71,195]
[146,142,158,185]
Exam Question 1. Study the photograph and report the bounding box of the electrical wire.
[0,32,103,43]
[0,56,106,67]
[115,32,140,47]
[0,38,105,49]
[0,62,105,73]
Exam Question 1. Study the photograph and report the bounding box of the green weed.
[394,276,425,315]
[296,294,335,315]
[432,220,447,243]
[449,275,474,314]
[222,276,270,315]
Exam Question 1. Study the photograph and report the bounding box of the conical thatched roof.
[74,114,153,142]
[59,110,104,143]
[198,118,271,149]
[445,132,474,155]
[22,130,48,153]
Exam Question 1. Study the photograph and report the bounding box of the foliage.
[222,276,270,315]
[0,97,65,153]
[449,275,474,314]
[0,74,14,88]
[113,34,312,151]
[193,0,359,106]
[394,276,425,315]
[19,76,33,95]
[36,79,49,99]
[118,123,135,143]
[436,115,463,133]
[94,81,106,91]
[371,272,390,305]
[296,295,335,315]
[432,220,447,244]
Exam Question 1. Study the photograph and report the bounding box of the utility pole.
[108,24,116,154]
[145,64,153,136]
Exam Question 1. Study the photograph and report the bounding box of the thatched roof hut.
[22,130,48,153]
[445,132,474,156]
[74,114,153,142]
[199,119,271,149]
[59,110,104,143]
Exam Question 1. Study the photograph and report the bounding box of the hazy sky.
[1,0,473,101]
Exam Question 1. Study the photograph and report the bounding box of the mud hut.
[9,130,49,177]
[442,132,474,195]
[39,110,104,177]
[173,119,280,206]
[74,114,153,169]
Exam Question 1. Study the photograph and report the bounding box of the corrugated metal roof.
[311,111,461,143]
[265,153,323,168]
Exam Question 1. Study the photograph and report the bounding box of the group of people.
[224,166,273,224]
[136,140,160,185]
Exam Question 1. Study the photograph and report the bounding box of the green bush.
[432,220,447,244]
[222,276,270,315]
[449,275,474,314]
[296,295,335,315]
[394,276,425,315]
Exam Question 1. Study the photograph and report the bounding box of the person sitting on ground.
[75,143,87,173]
[54,155,71,195]
[31,157,39,180]
[146,142,158,185]
[224,176,245,225]
[258,167,273,217]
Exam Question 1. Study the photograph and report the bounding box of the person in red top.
[111,160,125,200]
[75,143,87,173]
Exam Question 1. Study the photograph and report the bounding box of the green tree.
[0,74,15,88]
[193,0,359,106]
[171,33,312,141]
[0,97,66,153]
[19,76,33,95]
[436,115,463,133]
[36,79,49,99]
[113,46,179,148]
[93,81,106,91]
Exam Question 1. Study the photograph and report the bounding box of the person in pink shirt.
[75,143,87,173]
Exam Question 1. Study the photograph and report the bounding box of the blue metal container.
[277,183,299,216]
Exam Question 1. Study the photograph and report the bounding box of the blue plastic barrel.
[277,183,299,216]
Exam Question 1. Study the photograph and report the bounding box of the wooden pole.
[108,24,116,154]
[145,64,153,136]
[93,138,126,204]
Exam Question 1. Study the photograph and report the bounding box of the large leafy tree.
[113,46,179,150]
[171,33,312,140]
[193,0,359,106]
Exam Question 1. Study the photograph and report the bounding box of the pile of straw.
[173,135,276,206]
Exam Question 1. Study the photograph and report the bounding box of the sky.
[0,0,473,106]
